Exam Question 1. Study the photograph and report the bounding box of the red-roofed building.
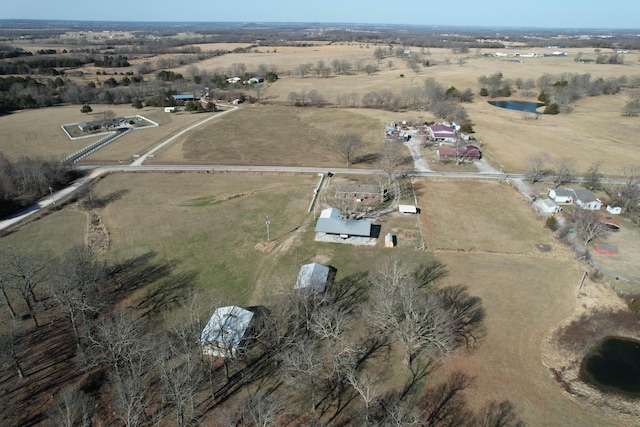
[436,145,482,161]
[428,124,457,142]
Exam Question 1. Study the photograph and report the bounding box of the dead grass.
[418,180,558,253]
[418,180,627,426]
[153,104,385,167]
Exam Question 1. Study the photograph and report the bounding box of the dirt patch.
[536,243,552,252]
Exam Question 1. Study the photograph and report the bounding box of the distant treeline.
[0,154,81,218]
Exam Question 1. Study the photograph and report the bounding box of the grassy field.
[153,104,390,167]
[415,180,624,426]
[0,170,632,426]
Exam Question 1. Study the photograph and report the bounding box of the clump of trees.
[0,243,519,426]
[0,153,80,217]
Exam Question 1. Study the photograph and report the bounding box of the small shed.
[606,205,622,215]
[200,306,255,357]
[593,244,618,254]
[385,233,395,248]
[295,263,330,294]
[399,204,418,214]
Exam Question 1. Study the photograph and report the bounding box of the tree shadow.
[354,153,380,165]
[329,271,369,315]
[137,270,198,318]
[80,188,130,210]
[107,252,179,304]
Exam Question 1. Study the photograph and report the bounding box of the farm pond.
[580,336,640,398]
[488,100,545,113]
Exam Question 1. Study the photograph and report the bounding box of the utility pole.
[265,215,271,242]
[48,186,55,205]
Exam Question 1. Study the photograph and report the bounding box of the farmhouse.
[436,145,481,161]
[200,306,256,358]
[573,189,602,210]
[548,188,602,210]
[77,117,131,132]
[295,263,332,294]
[315,207,372,238]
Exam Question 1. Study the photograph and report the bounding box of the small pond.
[580,336,640,398]
[488,100,545,114]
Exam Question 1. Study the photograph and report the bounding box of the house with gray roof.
[315,208,372,238]
[548,188,602,210]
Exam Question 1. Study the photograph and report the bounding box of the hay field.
[153,104,387,167]
[417,180,623,426]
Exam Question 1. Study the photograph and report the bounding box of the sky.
[3,0,639,30]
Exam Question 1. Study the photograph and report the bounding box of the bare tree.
[525,153,549,184]
[47,246,105,350]
[469,400,525,427]
[571,208,608,244]
[4,245,50,327]
[608,165,640,213]
[0,321,25,378]
[552,157,576,187]
[279,338,323,413]
[367,259,455,367]
[334,132,363,166]
[346,368,380,423]
[46,386,93,427]
[583,161,603,191]
[242,391,285,427]
[0,267,17,320]
[155,341,201,427]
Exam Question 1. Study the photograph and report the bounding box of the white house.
[295,263,331,293]
[573,189,602,210]
[548,188,602,210]
[200,306,254,357]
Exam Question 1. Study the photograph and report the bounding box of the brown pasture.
[417,180,629,426]
[152,104,385,167]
